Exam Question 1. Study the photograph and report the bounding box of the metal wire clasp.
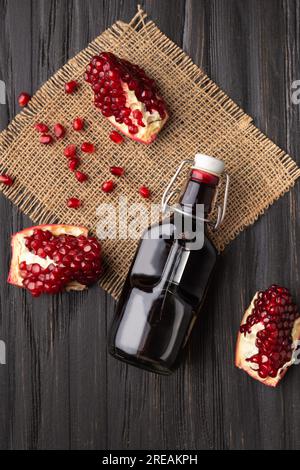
[161,159,230,231]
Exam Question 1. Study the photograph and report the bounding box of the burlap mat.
[0,8,299,298]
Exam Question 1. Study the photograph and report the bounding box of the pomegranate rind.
[235,292,300,387]
[8,224,88,290]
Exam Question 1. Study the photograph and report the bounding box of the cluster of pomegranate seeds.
[73,117,85,131]
[20,229,101,296]
[84,52,167,133]
[109,130,124,144]
[53,123,65,139]
[81,142,95,153]
[40,135,53,145]
[110,166,124,177]
[0,174,14,186]
[18,92,31,107]
[240,285,300,379]
[139,186,151,199]
[35,123,49,133]
[67,197,81,209]
[65,80,79,94]
[102,180,115,193]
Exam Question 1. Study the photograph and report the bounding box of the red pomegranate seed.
[75,171,88,183]
[64,145,77,158]
[128,125,138,135]
[40,134,53,145]
[53,123,65,139]
[110,166,124,177]
[65,80,78,94]
[81,142,95,153]
[102,180,115,193]
[68,158,80,172]
[18,92,31,107]
[34,123,49,133]
[132,109,143,121]
[109,130,124,144]
[0,174,14,186]
[73,117,85,131]
[67,197,81,209]
[139,186,151,199]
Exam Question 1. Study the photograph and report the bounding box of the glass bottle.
[108,154,228,374]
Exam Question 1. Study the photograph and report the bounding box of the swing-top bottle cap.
[193,153,225,177]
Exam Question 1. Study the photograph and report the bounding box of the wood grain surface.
[0,0,300,450]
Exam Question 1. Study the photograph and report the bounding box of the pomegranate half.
[84,52,169,144]
[235,285,300,387]
[8,224,102,297]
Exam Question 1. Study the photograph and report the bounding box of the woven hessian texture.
[0,8,299,298]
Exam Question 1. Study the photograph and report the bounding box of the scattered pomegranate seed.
[73,117,85,131]
[53,123,65,139]
[102,180,115,193]
[67,197,81,209]
[81,142,95,153]
[18,92,31,107]
[110,166,124,177]
[68,158,80,172]
[34,123,49,133]
[65,80,78,94]
[40,134,53,145]
[0,174,14,186]
[64,145,77,158]
[139,186,151,199]
[109,131,124,144]
[75,171,88,183]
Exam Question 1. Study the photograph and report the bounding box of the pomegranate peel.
[8,224,102,297]
[235,285,300,387]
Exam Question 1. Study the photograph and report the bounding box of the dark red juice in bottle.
[108,154,227,374]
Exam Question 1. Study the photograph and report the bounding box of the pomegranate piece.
[64,144,77,158]
[84,52,169,144]
[102,180,115,193]
[67,197,81,209]
[65,80,78,94]
[0,174,14,186]
[81,142,95,153]
[8,224,102,297]
[18,92,31,107]
[73,117,85,131]
[35,123,49,133]
[139,185,151,199]
[109,131,124,144]
[75,171,88,183]
[54,123,65,139]
[110,166,124,177]
[40,134,53,145]
[68,158,80,172]
[236,285,300,387]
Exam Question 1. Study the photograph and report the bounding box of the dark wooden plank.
[0,0,300,451]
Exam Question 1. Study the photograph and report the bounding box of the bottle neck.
[179,169,219,217]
